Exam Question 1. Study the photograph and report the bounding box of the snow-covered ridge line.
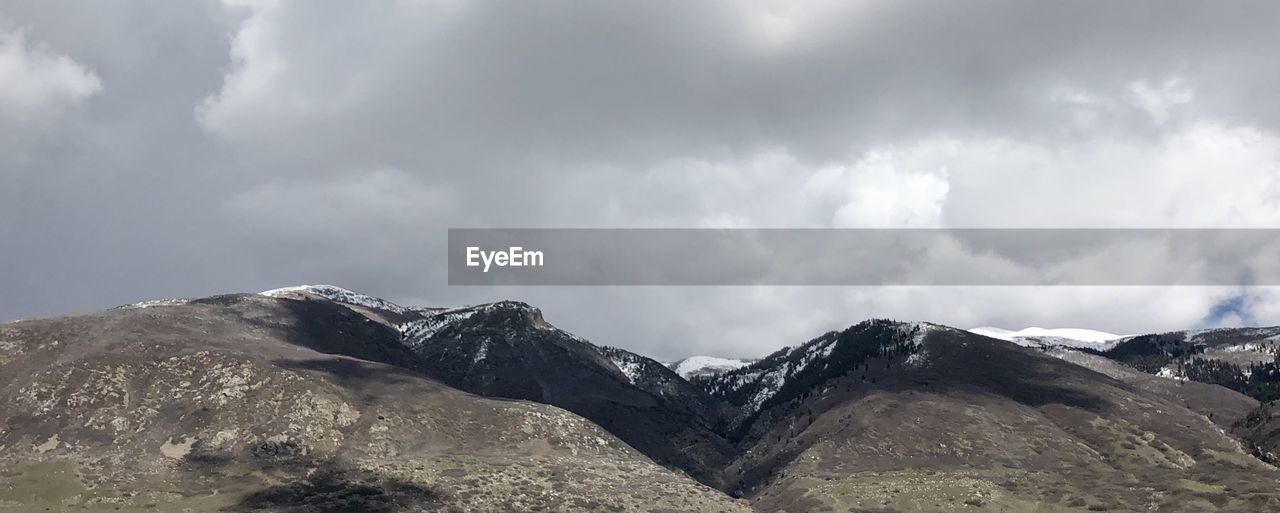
[1181,326,1280,345]
[258,286,569,349]
[259,284,413,314]
[969,326,1126,350]
[115,298,191,309]
[399,300,577,351]
[971,326,1124,343]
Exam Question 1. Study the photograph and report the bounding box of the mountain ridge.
[0,292,749,512]
[8,285,1280,512]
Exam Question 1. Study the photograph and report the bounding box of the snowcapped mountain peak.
[969,326,1126,349]
[970,326,1123,343]
[969,326,1015,338]
[259,284,411,314]
[475,300,542,316]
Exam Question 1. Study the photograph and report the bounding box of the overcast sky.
[4,1,1280,360]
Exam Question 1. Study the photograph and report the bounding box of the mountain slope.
[701,321,934,444]
[702,321,1280,513]
[396,300,737,488]
[1044,347,1258,428]
[254,287,738,487]
[1094,327,1280,402]
[0,294,749,512]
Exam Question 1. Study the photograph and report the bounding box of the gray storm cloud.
[3,0,1280,359]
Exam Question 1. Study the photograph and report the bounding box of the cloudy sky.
[4,0,1280,360]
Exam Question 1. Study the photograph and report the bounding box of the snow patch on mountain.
[260,285,411,314]
[1182,326,1280,345]
[741,361,794,413]
[399,306,481,349]
[970,326,1125,350]
[900,322,939,367]
[1221,342,1276,354]
[903,349,928,368]
[607,354,644,384]
[971,326,1123,343]
[1156,366,1187,381]
[116,298,191,309]
[906,321,940,343]
[713,321,940,415]
[669,356,753,379]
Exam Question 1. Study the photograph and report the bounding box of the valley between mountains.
[2,285,1279,512]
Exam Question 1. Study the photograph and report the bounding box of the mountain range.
[2,285,1278,512]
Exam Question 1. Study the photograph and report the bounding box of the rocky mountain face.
[4,285,1280,513]
[0,292,748,512]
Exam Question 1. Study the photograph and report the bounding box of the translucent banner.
[448,229,1280,286]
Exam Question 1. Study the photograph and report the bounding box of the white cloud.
[195,0,292,141]
[941,123,1280,228]
[826,148,951,228]
[1238,288,1280,326]
[0,27,100,126]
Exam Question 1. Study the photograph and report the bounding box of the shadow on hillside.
[195,293,429,375]
[271,296,425,369]
[230,461,443,513]
[894,332,1111,413]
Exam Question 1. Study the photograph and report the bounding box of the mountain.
[699,320,1280,512]
[6,285,1280,513]
[259,284,432,326]
[0,292,749,512]
[399,302,737,488]
[1102,326,1280,371]
[969,326,1126,350]
[259,286,737,488]
[1064,342,1280,465]
[1089,327,1280,401]
[261,284,419,316]
[668,356,756,379]
[1075,326,1280,475]
[1043,347,1259,428]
